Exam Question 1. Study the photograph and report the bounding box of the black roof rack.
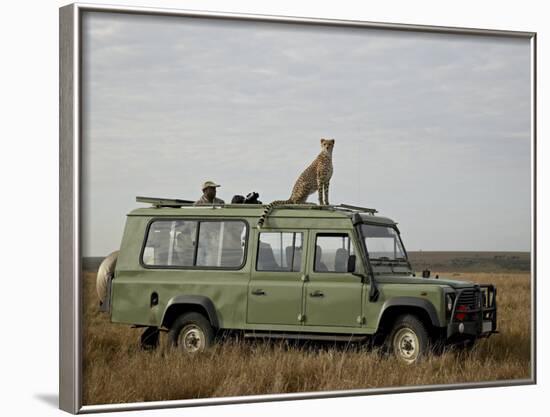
[136,196,195,208]
[135,196,377,215]
[331,204,378,215]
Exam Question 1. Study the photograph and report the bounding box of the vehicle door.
[247,229,307,325]
[304,231,363,328]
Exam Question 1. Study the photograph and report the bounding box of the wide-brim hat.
[202,181,221,191]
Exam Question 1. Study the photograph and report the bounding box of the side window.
[142,219,247,268]
[196,221,247,267]
[257,232,303,272]
[143,220,198,266]
[314,234,355,273]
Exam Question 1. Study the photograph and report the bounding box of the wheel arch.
[376,297,441,335]
[161,295,219,330]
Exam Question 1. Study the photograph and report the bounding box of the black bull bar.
[447,284,498,339]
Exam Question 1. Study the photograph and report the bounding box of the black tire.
[168,312,215,353]
[387,314,430,364]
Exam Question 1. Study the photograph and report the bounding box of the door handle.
[309,290,324,298]
[251,289,266,296]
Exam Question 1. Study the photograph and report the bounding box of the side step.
[244,331,368,343]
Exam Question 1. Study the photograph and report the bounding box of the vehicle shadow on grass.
[140,328,480,364]
[212,330,386,357]
[212,330,466,355]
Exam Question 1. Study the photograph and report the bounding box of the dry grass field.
[82,271,532,405]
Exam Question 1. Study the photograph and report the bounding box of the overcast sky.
[81,12,532,257]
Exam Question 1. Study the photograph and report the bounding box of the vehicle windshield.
[360,224,407,261]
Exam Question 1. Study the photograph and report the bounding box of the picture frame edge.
[60,3,82,414]
[58,2,537,414]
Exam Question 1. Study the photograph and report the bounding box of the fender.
[378,296,441,328]
[162,295,219,328]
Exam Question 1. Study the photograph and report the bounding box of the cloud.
[81,12,531,255]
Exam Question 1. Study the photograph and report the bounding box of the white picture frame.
[59,2,537,414]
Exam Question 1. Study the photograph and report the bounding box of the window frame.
[139,217,249,270]
[360,223,408,261]
[312,232,357,274]
[255,231,304,273]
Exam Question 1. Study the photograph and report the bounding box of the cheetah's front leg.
[317,177,325,205]
[324,181,330,205]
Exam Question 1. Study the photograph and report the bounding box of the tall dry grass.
[82,272,532,405]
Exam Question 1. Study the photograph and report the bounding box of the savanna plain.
[82,252,531,405]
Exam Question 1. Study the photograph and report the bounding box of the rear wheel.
[168,312,214,353]
[387,314,430,364]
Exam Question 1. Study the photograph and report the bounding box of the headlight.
[445,293,455,313]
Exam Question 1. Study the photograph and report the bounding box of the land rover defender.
[97,197,497,364]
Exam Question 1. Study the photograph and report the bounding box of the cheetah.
[257,138,335,228]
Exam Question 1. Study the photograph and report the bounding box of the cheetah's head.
[320,138,335,153]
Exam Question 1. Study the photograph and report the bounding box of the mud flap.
[140,327,160,350]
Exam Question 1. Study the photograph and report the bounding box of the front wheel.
[168,312,215,353]
[387,314,430,364]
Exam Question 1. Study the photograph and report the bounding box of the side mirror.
[347,255,356,273]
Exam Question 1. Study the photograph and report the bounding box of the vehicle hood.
[375,275,473,289]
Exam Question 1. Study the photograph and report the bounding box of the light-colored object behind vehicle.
[96,250,119,304]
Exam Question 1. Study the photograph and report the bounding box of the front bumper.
[446,284,498,339]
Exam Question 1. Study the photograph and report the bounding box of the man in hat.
[194,180,225,205]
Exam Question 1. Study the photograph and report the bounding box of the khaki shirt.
[194,194,225,205]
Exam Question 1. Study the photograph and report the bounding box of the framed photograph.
[59,2,536,414]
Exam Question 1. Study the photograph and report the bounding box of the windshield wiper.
[370,257,396,265]
[370,257,409,266]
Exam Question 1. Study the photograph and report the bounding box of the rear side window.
[142,219,247,268]
[257,232,303,272]
[196,221,247,267]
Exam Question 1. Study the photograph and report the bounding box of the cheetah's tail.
[257,200,292,229]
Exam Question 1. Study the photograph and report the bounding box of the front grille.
[457,289,479,309]
[449,285,497,332]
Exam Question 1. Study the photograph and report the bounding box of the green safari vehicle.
[97,197,498,364]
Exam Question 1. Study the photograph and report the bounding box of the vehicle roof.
[127,203,397,225]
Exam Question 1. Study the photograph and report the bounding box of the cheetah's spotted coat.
[257,138,335,228]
